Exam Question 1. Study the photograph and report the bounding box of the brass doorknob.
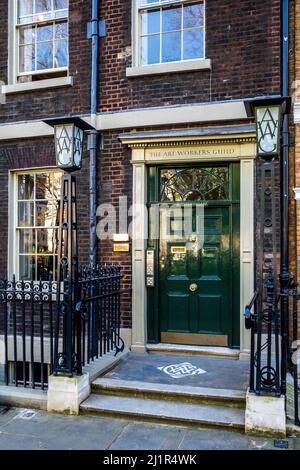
[189,283,198,293]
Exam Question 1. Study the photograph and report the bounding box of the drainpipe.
[280,0,289,396]
[89,0,100,267]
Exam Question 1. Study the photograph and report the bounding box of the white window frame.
[8,168,63,281]
[132,0,206,68]
[8,0,69,85]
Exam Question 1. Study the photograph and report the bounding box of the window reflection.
[140,1,204,65]
[16,171,61,281]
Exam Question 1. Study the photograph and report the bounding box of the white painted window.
[14,0,69,82]
[12,171,62,281]
[137,0,205,66]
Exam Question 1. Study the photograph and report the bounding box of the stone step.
[146,344,240,359]
[92,378,246,408]
[80,393,246,430]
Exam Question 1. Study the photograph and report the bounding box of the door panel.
[159,205,232,347]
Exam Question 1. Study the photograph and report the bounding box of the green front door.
[147,164,240,349]
[159,205,231,346]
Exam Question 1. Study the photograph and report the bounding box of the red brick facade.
[0,0,283,331]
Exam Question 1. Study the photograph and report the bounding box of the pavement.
[0,406,298,450]
[103,352,250,391]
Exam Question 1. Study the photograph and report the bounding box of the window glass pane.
[141,10,160,35]
[19,27,35,45]
[36,41,53,69]
[37,24,53,42]
[35,0,52,13]
[19,256,35,281]
[54,0,68,10]
[19,45,35,73]
[37,256,54,281]
[162,6,182,32]
[141,35,160,65]
[19,229,36,254]
[54,40,68,67]
[36,174,51,200]
[37,229,58,254]
[183,29,203,60]
[160,168,229,202]
[55,22,68,39]
[36,201,55,227]
[18,202,34,227]
[53,173,62,201]
[18,175,34,200]
[18,0,34,22]
[183,3,204,28]
[162,32,181,62]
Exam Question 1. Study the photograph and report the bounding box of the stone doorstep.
[92,377,246,407]
[80,394,246,430]
[146,343,240,359]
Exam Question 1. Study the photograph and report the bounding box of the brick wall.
[99,0,281,112]
[0,0,281,123]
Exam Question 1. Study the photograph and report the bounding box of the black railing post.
[54,173,80,377]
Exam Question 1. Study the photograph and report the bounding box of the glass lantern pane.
[73,127,83,168]
[55,124,74,167]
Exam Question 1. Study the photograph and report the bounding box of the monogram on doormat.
[158,362,207,379]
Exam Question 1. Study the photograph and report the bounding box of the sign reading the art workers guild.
[145,145,241,162]
[256,106,281,158]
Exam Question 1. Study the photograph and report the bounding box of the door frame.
[122,131,256,357]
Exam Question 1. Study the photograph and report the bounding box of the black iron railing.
[54,265,125,377]
[0,266,124,390]
[245,268,281,398]
[246,277,300,427]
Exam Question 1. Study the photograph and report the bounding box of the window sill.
[2,76,74,95]
[126,59,211,78]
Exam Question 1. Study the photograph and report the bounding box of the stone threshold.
[147,343,240,359]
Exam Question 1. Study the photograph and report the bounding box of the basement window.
[13,0,69,83]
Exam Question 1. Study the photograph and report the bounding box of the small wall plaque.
[113,243,130,253]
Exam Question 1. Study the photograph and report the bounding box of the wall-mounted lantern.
[245,97,291,160]
[43,117,93,171]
